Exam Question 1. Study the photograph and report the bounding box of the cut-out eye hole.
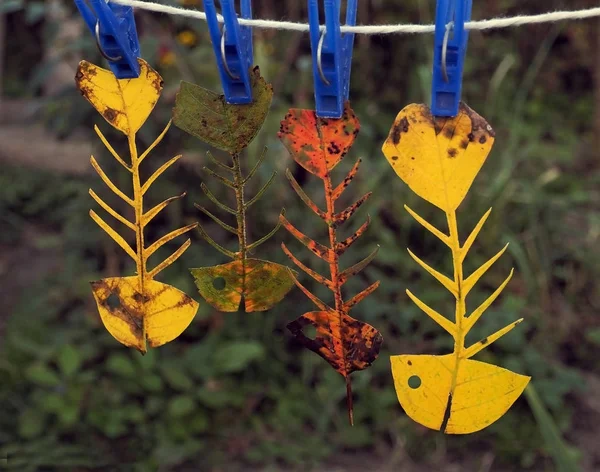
[213,277,226,290]
[303,324,317,340]
[408,375,421,389]
[106,293,121,309]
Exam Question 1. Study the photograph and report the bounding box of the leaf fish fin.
[196,225,236,258]
[244,171,277,209]
[148,239,191,279]
[332,158,362,201]
[144,223,198,258]
[90,156,134,207]
[465,269,514,333]
[338,245,379,285]
[336,216,371,255]
[285,266,330,311]
[406,289,456,337]
[94,125,131,171]
[334,192,372,225]
[404,205,450,246]
[343,281,380,311]
[138,120,172,164]
[460,208,492,262]
[462,319,524,359]
[279,214,333,263]
[246,211,284,252]
[285,169,327,220]
[407,249,457,296]
[200,183,237,215]
[143,193,186,227]
[141,155,182,195]
[89,189,135,231]
[281,242,333,290]
[462,243,509,296]
[90,209,138,262]
[195,204,238,234]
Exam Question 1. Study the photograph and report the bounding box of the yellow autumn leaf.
[91,277,198,353]
[76,61,198,352]
[383,102,529,434]
[391,354,530,434]
[382,102,494,212]
[75,59,163,135]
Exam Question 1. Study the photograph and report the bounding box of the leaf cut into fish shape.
[382,102,530,434]
[173,67,294,312]
[76,59,198,353]
[279,103,382,425]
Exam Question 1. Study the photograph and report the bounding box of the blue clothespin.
[431,0,472,117]
[74,0,140,79]
[204,0,253,104]
[308,0,358,119]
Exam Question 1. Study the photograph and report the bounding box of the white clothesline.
[110,1,600,35]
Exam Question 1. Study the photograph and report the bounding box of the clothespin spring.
[95,21,122,62]
[441,21,454,83]
[220,26,240,80]
[317,30,331,86]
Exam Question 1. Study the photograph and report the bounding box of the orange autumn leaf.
[279,107,359,178]
[279,103,382,425]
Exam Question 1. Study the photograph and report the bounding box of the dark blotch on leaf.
[447,148,457,158]
[391,117,410,145]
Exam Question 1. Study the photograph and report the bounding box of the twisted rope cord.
[110,1,600,35]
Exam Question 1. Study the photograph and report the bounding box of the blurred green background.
[1,0,599,470]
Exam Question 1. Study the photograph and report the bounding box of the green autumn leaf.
[173,67,273,154]
[190,259,295,312]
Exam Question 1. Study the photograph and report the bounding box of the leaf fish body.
[288,311,383,376]
[381,102,495,212]
[390,354,530,434]
[91,276,198,354]
[189,259,295,312]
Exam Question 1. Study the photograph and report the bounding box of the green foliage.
[1,0,598,470]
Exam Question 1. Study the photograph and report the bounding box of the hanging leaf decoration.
[382,102,530,434]
[279,103,383,425]
[76,59,199,354]
[173,67,295,312]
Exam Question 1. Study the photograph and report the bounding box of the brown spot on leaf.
[103,107,119,123]
[447,148,457,158]
[391,155,399,161]
[391,117,410,145]
[479,135,487,144]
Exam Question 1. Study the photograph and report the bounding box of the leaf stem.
[324,173,352,425]
[447,210,465,354]
[444,209,465,431]
[129,132,146,346]
[231,153,247,262]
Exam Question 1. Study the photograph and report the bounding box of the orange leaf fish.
[279,103,382,425]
